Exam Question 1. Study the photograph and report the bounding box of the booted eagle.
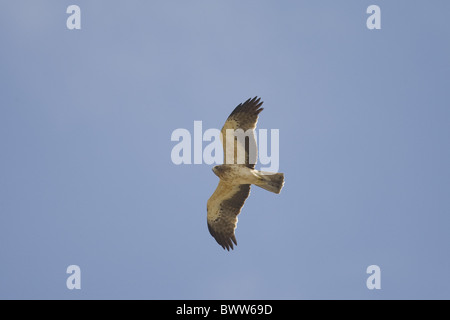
[207,97,285,250]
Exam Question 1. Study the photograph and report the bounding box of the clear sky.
[1,1,450,299]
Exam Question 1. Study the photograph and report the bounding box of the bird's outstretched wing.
[221,97,263,169]
[207,182,251,250]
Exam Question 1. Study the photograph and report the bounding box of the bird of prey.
[207,97,285,250]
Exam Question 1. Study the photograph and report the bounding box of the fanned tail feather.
[254,171,285,194]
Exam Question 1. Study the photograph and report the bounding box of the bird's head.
[212,165,222,177]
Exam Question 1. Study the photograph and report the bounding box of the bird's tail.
[254,171,285,194]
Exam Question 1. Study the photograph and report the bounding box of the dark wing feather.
[207,182,251,250]
[221,97,263,169]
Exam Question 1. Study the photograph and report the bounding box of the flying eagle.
[207,97,285,250]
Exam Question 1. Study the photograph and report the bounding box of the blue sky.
[1,1,450,299]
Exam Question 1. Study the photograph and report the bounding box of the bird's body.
[212,164,259,184]
[207,97,285,250]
